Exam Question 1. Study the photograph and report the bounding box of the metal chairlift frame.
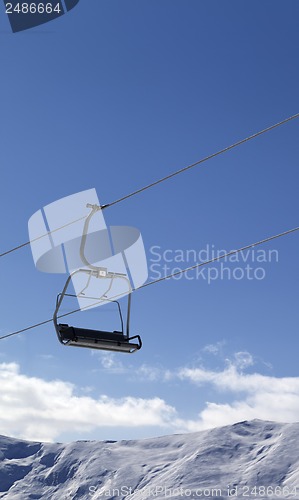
[52,204,142,353]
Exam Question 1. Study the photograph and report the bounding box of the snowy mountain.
[0,420,299,499]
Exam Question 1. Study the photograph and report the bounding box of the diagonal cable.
[0,224,298,341]
[1,112,299,259]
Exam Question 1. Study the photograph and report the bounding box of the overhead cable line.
[1,224,298,342]
[0,215,87,259]
[137,225,299,289]
[1,112,299,260]
[102,112,299,209]
[0,300,94,341]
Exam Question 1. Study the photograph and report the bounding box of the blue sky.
[0,1,298,442]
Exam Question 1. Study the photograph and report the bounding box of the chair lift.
[53,204,142,353]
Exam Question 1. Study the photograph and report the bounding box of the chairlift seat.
[57,323,142,353]
[53,213,142,355]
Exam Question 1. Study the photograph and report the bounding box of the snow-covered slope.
[0,420,299,499]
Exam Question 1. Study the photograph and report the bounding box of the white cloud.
[2,355,299,443]
[179,364,299,394]
[233,351,254,369]
[136,364,173,382]
[0,362,176,442]
[93,354,173,382]
[136,364,161,382]
[96,352,127,373]
[202,341,226,356]
[178,363,299,431]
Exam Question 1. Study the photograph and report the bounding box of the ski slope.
[0,420,299,499]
